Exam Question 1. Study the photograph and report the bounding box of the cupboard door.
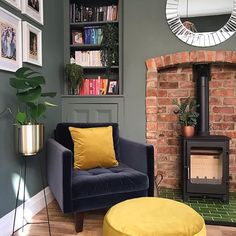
[63,103,118,123]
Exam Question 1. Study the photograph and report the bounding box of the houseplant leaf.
[9,77,31,90]
[44,101,57,107]
[9,67,57,124]
[16,112,27,125]
[15,67,33,78]
[41,92,57,97]
[17,86,41,102]
[29,103,47,121]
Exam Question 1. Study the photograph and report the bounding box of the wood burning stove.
[181,135,230,202]
[181,64,230,203]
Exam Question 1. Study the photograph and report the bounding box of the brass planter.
[15,124,44,156]
[182,126,195,138]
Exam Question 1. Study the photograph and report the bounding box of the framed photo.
[4,0,21,10]
[0,7,22,72]
[23,21,42,66]
[72,30,83,45]
[22,0,43,25]
[107,80,118,95]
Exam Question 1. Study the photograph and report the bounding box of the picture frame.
[0,7,22,72]
[71,30,84,45]
[107,80,118,95]
[22,0,44,25]
[4,0,21,10]
[23,21,42,66]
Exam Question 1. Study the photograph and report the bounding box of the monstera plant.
[9,67,57,155]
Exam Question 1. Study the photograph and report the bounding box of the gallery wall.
[0,1,64,218]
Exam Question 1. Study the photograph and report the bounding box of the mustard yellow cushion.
[103,197,206,236]
[69,126,118,170]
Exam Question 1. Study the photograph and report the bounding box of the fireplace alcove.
[145,50,236,193]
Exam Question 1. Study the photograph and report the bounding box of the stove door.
[186,141,229,195]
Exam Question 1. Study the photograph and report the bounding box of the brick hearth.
[145,51,236,191]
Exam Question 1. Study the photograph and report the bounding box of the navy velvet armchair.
[46,123,154,232]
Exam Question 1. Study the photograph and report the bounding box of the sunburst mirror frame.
[166,0,236,47]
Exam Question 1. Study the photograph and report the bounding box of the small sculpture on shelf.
[65,63,84,95]
[173,97,199,137]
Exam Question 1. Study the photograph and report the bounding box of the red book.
[96,76,101,95]
[79,80,85,95]
[92,79,97,95]
[89,79,93,95]
[85,79,90,95]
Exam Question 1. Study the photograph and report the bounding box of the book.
[71,30,83,45]
[100,78,108,95]
[70,3,118,23]
[79,77,108,96]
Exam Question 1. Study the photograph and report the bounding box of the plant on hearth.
[172,97,199,127]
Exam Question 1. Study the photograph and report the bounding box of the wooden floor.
[14,200,236,236]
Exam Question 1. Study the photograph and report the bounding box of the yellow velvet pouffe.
[103,197,206,236]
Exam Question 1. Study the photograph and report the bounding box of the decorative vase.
[182,126,195,138]
[68,87,78,95]
[15,124,44,156]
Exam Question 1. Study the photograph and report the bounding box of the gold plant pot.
[182,126,195,138]
[15,124,44,156]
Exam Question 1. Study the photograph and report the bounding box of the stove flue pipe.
[193,64,211,136]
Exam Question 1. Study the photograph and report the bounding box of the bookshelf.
[62,0,124,128]
[66,0,122,96]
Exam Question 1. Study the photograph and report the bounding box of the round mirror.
[166,0,236,47]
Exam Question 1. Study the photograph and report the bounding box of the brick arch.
[145,50,236,190]
[146,51,236,72]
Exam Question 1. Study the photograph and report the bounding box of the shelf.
[70,44,101,50]
[61,94,124,98]
[66,0,122,95]
[70,20,118,27]
[83,66,119,70]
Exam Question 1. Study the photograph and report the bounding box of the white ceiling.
[178,0,233,17]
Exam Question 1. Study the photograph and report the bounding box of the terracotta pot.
[182,126,195,137]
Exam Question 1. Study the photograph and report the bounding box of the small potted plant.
[173,97,199,137]
[65,63,84,95]
[9,67,57,155]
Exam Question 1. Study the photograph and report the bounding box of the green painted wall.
[123,0,236,142]
[1,0,236,219]
[0,1,63,218]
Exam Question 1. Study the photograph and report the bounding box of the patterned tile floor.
[158,188,236,226]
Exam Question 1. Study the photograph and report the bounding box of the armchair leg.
[74,212,84,232]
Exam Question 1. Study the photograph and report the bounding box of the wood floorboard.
[14,200,236,236]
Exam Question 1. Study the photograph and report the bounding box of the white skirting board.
[0,187,54,236]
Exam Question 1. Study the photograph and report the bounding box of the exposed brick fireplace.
[145,51,236,192]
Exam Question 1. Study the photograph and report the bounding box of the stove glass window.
[190,148,223,184]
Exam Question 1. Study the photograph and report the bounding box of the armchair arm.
[46,138,73,213]
[119,137,154,196]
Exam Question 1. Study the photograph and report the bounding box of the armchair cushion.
[69,126,118,169]
[55,123,120,160]
[72,163,149,199]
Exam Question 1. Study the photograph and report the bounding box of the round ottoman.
[103,197,206,236]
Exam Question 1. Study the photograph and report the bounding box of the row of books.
[74,50,103,66]
[79,77,109,95]
[70,4,118,23]
[71,27,103,45]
